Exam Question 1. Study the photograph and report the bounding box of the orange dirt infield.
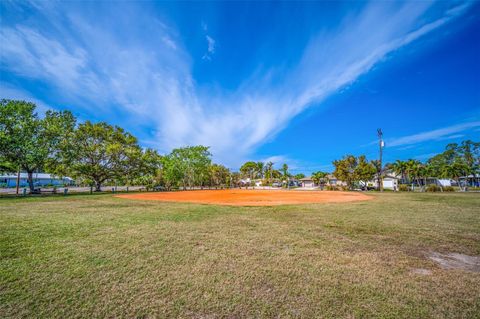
[116,189,372,206]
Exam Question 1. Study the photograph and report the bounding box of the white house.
[299,177,315,188]
[0,173,75,188]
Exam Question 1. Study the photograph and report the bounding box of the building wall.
[2,178,74,188]
[302,181,314,188]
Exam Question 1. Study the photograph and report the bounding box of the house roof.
[299,177,313,181]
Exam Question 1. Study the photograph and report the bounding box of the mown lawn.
[1,192,479,318]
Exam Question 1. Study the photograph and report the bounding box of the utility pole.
[377,128,384,192]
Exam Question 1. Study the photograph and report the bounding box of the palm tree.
[256,161,265,179]
[390,160,408,184]
[422,163,432,190]
[405,159,422,191]
[281,164,288,178]
[264,161,274,185]
[441,160,469,191]
[281,164,289,188]
[312,171,329,190]
[371,159,382,191]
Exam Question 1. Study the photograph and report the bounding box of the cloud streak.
[388,121,480,147]
[0,1,472,166]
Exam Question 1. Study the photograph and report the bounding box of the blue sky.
[1,1,479,173]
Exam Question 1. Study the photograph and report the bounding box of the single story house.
[300,175,346,188]
[326,174,346,186]
[299,177,315,188]
[0,173,75,188]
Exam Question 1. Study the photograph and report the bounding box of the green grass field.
[1,192,479,318]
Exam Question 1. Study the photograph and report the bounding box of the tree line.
[1,100,478,193]
[0,100,232,192]
[330,140,479,191]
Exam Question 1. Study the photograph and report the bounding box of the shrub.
[326,185,339,191]
[426,184,441,192]
[443,186,455,192]
[398,184,409,192]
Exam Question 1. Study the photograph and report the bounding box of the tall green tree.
[159,154,182,190]
[228,171,241,188]
[256,161,265,179]
[169,146,212,189]
[64,121,143,191]
[209,163,230,189]
[281,163,289,179]
[240,161,258,181]
[390,160,408,183]
[312,171,329,190]
[264,161,274,184]
[333,155,357,190]
[0,100,76,192]
[294,173,306,180]
[405,159,422,191]
[441,160,470,191]
[131,149,163,190]
[355,156,376,190]
[458,140,480,184]
[370,159,383,191]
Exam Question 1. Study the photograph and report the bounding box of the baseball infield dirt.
[116,189,372,206]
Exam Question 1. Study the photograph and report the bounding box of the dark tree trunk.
[27,170,35,192]
[95,181,102,192]
[16,169,20,195]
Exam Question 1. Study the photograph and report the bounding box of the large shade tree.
[64,121,143,191]
[169,146,212,190]
[0,100,76,192]
[355,156,376,190]
[333,155,357,190]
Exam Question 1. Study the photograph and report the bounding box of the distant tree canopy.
[2,99,479,193]
[240,161,258,180]
[0,100,225,192]
[294,173,305,180]
[387,141,479,191]
[332,155,376,190]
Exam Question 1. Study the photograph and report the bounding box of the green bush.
[326,185,339,191]
[443,186,455,192]
[398,184,409,192]
[426,184,441,192]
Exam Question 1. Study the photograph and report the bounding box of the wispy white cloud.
[388,121,480,147]
[202,32,216,60]
[0,1,473,167]
[0,84,52,115]
[413,152,440,161]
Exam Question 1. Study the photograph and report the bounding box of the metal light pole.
[377,128,384,192]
